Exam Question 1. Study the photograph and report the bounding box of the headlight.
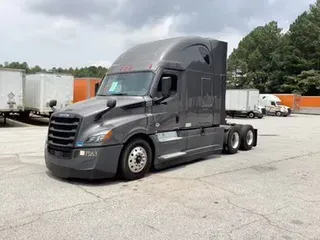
[85,130,113,143]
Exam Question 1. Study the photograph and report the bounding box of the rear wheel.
[20,111,30,119]
[239,125,254,151]
[118,138,152,181]
[223,126,241,154]
[248,112,255,118]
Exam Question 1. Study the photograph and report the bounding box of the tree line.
[0,61,108,79]
[2,0,320,95]
[227,0,320,96]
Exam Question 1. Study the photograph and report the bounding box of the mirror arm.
[50,106,57,112]
[95,108,112,122]
[152,94,171,105]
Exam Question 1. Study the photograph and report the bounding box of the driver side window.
[156,74,178,97]
[271,101,276,106]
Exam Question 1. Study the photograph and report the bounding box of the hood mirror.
[107,99,117,108]
[49,99,57,112]
[49,99,57,108]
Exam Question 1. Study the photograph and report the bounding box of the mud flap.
[253,128,258,147]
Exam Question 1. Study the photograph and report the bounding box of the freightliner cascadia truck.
[45,36,258,181]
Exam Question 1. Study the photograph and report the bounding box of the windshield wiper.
[108,93,128,96]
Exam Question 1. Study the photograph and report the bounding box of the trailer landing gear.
[223,124,257,154]
[1,113,8,125]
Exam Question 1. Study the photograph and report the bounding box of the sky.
[0,0,315,69]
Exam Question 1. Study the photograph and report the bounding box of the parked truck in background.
[225,89,264,119]
[23,72,74,118]
[259,94,291,117]
[45,36,258,181]
[0,68,25,124]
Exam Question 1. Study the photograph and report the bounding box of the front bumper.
[287,108,292,115]
[45,144,123,180]
[255,111,264,118]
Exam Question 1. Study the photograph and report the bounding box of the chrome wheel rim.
[231,132,240,149]
[246,130,254,145]
[128,146,147,173]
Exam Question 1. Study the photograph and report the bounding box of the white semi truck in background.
[225,89,265,119]
[259,94,291,117]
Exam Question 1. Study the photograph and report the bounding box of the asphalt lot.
[1,114,320,240]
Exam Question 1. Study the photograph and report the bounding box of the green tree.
[278,0,320,94]
[227,21,283,92]
[227,0,320,95]
[1,61,108,78]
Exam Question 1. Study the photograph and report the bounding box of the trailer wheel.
[20,111,30,119]
[248,112,255,118]
[118,138,152,181]
[223,126,241,154]
[239,125,254,151]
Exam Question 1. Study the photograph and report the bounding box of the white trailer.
[24,72,74,117]
[225,89,264,119]
[0,68,25,124]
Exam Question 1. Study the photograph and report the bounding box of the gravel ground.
[1,114,320,240]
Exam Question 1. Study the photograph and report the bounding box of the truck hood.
[56,96,146,117]
[279,105,290,109]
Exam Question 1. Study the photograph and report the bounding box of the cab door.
[151,70,182,132]
[150,70,187,162]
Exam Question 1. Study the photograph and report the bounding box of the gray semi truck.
[45,36,258,181]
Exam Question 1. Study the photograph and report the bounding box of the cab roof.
[108,36,227,74]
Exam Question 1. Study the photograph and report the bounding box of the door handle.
[175,115,180,123]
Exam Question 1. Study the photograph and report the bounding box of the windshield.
[96,71,155,96]
[276,101,282,105]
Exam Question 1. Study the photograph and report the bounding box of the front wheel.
[118,138,152,181]
[275,111,282,117]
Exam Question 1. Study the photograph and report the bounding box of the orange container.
[275,94,320,114]
[73,77,102,103]
[299,96,320,108]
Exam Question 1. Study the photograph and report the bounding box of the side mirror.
[49,100,57,108]
[161,76,172,98]
[107,99,116,108]
[95,82,100,95]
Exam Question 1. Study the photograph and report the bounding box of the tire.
[275,111,282,117]
[223,126,241,154]
[118,138,152,181]
[258,116,263,119]
[248,112,255,118]
[239,125,254,151]
[20,111,30,119]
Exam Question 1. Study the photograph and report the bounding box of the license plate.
[79,150,98,157]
